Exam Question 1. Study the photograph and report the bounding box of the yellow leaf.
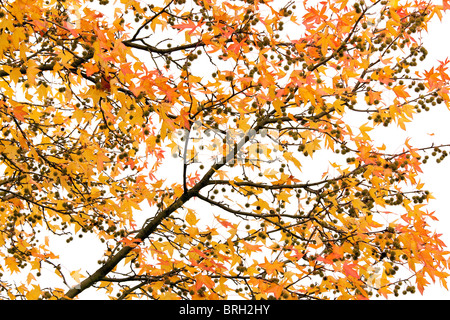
[273,99,284,116]
[304,139,321,157]
[27,273,36,285]
[393,85,410,99]
[185,209,199,226]
[5,257,20,273]
[389,0,399,8]
[70,269,85,283]
[214,169,229,180]
[333,99,345,115]
[386,19,398,35]
[359,123,373,140]
[26,284,41,300]
[276,190,291,202]
[325,134,335,151]
[9,67,22,85]
[25,61,40,85]
[283,151,302,170]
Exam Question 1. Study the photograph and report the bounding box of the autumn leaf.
[0,0,448,302]
[25,285,41,300]
[195,274,215,291]
[242,241,262,254]
[393,85,410,99]
[343,262,359,279]
[119,237,142,248]
[259,258,284,276]
[5,257,20,274]
[70,269,85,283]
[265,283,284,299]
[359,123,373,140]
[416,272,430,295]
[186,209,199,226]
[11,104,28,121]
[173,19,205,35]
[443,0,450,10]
[215,215,235,229]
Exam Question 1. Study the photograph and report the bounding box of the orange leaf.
[242,241,262,253]
[343,262,359,279]
[12,104,27,121]
[265,283,284,299]
[215,215,234,229]
[259,257,284,276]
[444,0,450,10]
[416,273,430,295]
[393,85,410,99]
[173,19,205,35]
[195,274,215,291]
[119,237,142,248]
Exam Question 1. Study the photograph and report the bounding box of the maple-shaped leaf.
[195,274,215,291]
[287,248,305,261]
[259,257,284,276]
[11,104,28,121]
[265,283,284,299]
[316,255,333,265]
[186,210,199,226]
[242,241,262,254]
[190,247,207,259]
[84,62,99,77]
[176,108,192,129]
[343,262,359,279]
[444,0,450,10]
[393,85,410,99]
[70,269,85,283]
[215,215,235,229]
[359,123,373,140]
[5,257,20,274]
[119,237,142,248]
[377,286,392,299]
[416,272,430,295]
[228,38,246,55]
[63,21,79,37]
[187,172,201,187]
[173,19,205,35]
[25,285,42,300]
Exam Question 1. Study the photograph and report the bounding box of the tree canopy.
[0,0,450,300]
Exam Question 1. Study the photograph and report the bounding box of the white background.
[396,11,450,299]
[32,1,450,300]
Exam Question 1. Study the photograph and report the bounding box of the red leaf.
[63,21,79,37]
[343,262,359,279]
[444,0,450,10]
[215,215,234,229]
[101,75,112,92]
[227,38,246,55]
[316,255,333,265]
[12,104,27,121]
[119,237,142,247]
[191,247,207,259]
[173,19,204,35]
